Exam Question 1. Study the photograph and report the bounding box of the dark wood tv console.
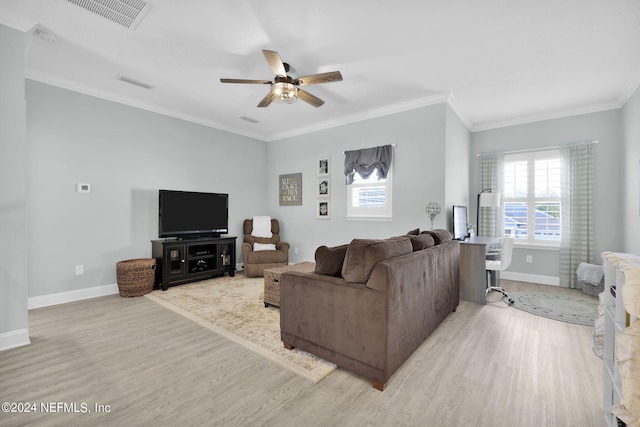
[151,236,236,291]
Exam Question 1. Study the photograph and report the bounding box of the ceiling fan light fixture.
[220,50,341,108]
[271,82,298,104]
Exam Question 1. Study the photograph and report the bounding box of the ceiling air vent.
[66,0,153,30]
[116,75,154,89]
[239,116,260,124]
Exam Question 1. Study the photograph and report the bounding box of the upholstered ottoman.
[263,262,315,307]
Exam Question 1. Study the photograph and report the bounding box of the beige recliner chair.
[242,218,289,277]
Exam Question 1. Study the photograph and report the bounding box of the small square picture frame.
[317,177,330,198]
[317,199,330,219]
[317,156,330,177]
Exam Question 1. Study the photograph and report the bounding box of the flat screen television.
[159,190,228,239]
[452,205,469,240]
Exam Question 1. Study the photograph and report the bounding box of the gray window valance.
[344,144,393,184]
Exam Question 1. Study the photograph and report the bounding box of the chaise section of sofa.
[280,232,460,390]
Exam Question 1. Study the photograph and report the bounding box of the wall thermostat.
[76,183,91,193]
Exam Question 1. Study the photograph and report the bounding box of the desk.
[459,236,500,304]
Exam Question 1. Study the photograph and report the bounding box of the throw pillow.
[409,233,435,251]
[253,243,276,251]
[341,237,412,284]
[314,244,349,277]
[406,227,420,236]
[420,229,452,245]
[251,216,273,238]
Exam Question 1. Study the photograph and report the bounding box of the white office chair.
[486,237,515,304]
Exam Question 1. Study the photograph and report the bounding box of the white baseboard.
[501,271,560,286]
[0,328,31,351]
[28,283,119,310]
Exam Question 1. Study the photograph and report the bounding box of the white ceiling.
[2,0,640,141]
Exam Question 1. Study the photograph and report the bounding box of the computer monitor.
[452,205,469,240]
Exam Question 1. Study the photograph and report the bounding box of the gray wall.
[445,105,471,230]
[26,81,267,297]
[0,25,29,339]
[267,103,459,263]
[471,110,624,278]
[15,79,637,301]
[622,86,640,254]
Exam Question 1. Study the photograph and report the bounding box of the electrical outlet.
[75,265,84,275]
[526,255,533,264]
[294,247,299,254]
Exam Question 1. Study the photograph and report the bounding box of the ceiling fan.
[220,50,343,108]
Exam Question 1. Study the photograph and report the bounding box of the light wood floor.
[0,280,604,427]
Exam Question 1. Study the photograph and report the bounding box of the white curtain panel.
[560,142,595,288]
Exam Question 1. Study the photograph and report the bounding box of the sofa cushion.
[409,233,435,251]
[246,249,288,264]
[315,244,349,277]
[420,229,452,245]
[254,243,277,251]
[341,237,413,284]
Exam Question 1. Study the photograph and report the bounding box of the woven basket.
[581,280,604,296]
[116,258,156,297]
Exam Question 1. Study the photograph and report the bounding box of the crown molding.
[25,70,266,141]
[471,99,623,132]
[445,93,473,130]
[0,8,37,32]
[618,71,640,107]
[25,69,456,142]
[265,92,452,141]
[25,68,633,140]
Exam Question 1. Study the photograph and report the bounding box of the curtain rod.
[476,139,598,157]
[342,143,396,154]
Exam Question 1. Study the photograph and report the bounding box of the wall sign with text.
[279,173,302,206]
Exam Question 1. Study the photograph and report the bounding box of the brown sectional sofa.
[279,229,460,390]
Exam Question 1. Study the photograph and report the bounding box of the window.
[346,166,393,220]
[503,150,560,244]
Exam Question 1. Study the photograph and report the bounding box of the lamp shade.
[425,202,441,215]
[479,192,501,208]
[272,82,298,104]
[425,201,441,230]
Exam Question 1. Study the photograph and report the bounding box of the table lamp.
[425,202,441,230]
[476,190,501,236]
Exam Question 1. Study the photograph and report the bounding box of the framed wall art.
[317,177,330,198]
[317,199,330,219]
[317,156,330,177]
[279,173,302,206]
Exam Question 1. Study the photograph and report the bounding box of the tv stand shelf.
[152,236,236,290]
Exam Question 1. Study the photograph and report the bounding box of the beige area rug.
[144,274,336,382]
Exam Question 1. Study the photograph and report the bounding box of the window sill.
[513,241,560,251]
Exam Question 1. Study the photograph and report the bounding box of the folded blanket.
[251,216,273,238]
[601,252,640,317]
[622,266,640,318]
[611,321,640,426]
[577,262,604,285]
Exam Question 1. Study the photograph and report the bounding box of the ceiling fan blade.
[297,89,325,108]
[220,78,272,84]
[294,71,343,86]
[257,92,274,108]
[262,50,287,76]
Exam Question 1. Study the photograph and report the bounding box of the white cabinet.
[602,253,639,426]
[602,259,626,426]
